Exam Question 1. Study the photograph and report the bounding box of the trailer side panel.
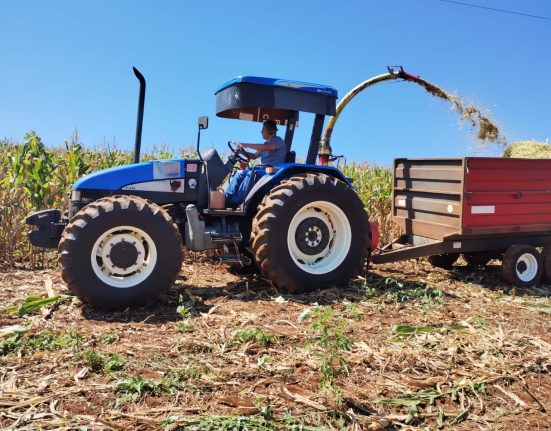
[393,158,464,240]
[463,157,551,234]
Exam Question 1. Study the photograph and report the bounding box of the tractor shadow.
[81,262,551,323]
[81,273,274,324]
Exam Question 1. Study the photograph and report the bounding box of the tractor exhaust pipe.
[133,67,146,164]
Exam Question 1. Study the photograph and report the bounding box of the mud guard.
[243,164,352,215]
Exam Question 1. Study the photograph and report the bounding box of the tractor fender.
[243,164,352,215]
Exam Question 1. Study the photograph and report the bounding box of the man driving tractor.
[225,120,286,207]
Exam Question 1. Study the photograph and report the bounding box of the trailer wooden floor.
[1,256,550,430]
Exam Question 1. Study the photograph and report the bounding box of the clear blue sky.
[1,0,550,165]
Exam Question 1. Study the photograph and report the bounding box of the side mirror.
[198,116,209,130]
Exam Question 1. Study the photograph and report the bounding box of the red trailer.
[371,157,551,286]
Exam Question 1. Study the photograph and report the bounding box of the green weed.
[116,365,208,405]
[389,323,467,344]
[101,332,117,344]
[24,330,81,354]
[1,334,22,356]
[176,294,192,319]
[160,413,319,430]
[7,294,71,316]
[116,374,162,402]
[376,388,444,408]
[306,306,352,403]
[521,300,551,314]
[344,301,363,320]
[82,349,126,373]
[176,293,196,333]
[1,330,82,356]
[384,278,445,311]
[257,354,272,370]
[229,328,275,347]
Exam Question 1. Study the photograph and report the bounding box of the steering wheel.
[227,140,251,164]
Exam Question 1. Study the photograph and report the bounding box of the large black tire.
[58,195,183,310]
[502,245,542,287]
[427,254,459,269]
[542,246,551,284]
[251,173,369,293]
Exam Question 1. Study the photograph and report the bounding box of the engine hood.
[73,159,189,190]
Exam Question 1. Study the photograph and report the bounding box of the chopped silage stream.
[408,77,506,146]
[1,257,550,430]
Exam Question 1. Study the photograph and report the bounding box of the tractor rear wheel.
[502,245,542,287]
[58,195,183,310]
[251,173,368,293]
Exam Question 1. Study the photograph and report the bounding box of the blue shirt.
[260,136,286,165]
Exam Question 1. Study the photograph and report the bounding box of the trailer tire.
[428,253,459,269]
[58,195,183,310]
[251,173,368,293]
[502,245,542,287]
[540,246,551,284]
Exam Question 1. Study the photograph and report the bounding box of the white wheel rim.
[91,225,157,288]
[516,252,538,282]
[287,201,351,275]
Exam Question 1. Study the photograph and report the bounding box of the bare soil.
[1,255,550,430]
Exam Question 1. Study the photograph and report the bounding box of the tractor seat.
[285,151,296,163]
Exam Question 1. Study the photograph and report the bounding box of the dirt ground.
[1,255,550,430]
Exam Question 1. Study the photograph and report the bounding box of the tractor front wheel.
[58,195,183,310]
[251,173,369,293]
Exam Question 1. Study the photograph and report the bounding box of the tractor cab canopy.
[215,76,338,163]
[215,76,337,123]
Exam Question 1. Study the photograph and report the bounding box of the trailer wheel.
[540,246,551,284]
[428,253,459,269]
[502,245,542,287]
[251,173,368,293]
[58,195,183,310]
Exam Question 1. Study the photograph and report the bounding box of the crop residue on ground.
[1,256,550,430]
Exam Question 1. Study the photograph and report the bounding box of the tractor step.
[215,253,252,265]
[210,232,243,243]
[202,208,245,216]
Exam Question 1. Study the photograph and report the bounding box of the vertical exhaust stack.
[133,67,146,164]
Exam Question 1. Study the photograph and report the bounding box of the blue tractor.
[26,69,370,310]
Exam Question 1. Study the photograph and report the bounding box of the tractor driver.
[225,120,286,207]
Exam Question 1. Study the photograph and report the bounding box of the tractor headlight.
[71,190,81,201]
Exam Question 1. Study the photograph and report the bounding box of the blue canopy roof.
[216,76,338,98]
[215,76,338,124]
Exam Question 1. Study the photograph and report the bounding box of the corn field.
[0,132,397,269]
